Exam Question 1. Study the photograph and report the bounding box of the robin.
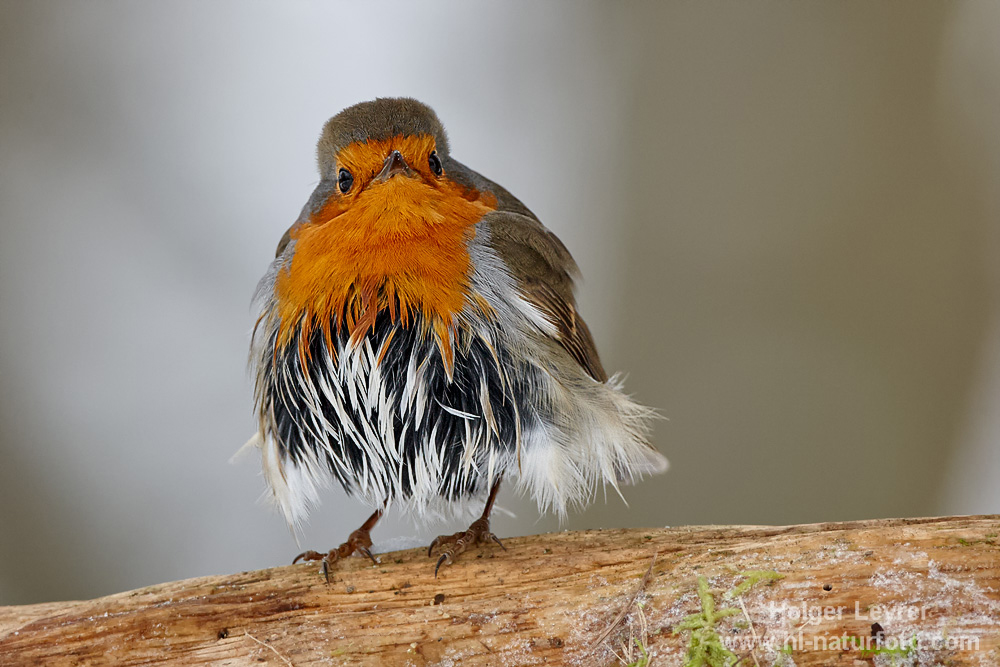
[247,98,668,576]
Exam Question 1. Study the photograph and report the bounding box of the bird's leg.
[293,508,382,581]
[428,476,506,577]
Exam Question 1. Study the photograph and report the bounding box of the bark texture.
[1,516,998,666]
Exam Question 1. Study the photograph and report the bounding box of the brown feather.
[441,157,610,384]
[485,211,608,382]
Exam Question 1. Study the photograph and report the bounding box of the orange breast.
[273,139,496,372]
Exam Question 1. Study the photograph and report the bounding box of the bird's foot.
[293,520,379,582]
[427,516,506,577]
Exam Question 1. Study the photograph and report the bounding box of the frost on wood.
[1,516,998,666]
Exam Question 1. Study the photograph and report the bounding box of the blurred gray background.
[2,1,998,605]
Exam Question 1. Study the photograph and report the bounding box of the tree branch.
[2,516,998,666]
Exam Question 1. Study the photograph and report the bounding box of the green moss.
[723,570,784,600]
[956,535,997,547]
[854,633,918,664]
[626,638,650,667]
[674,577,740,666]
[674,571,785,667]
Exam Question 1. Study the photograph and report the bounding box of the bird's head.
[317,96,450,185]
[270,98,497,360]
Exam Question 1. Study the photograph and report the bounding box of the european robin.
[247,98,668,575]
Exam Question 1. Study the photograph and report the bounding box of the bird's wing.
[485,211,608,382]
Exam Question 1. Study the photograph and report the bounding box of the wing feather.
[486,211,608,382]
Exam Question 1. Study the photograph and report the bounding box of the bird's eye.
[338,168,354,194]
[428,151,443,177]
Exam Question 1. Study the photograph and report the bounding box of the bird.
[247,97,668,576]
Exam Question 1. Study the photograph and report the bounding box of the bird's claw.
[434,553,451,578]
[427,517,505,577]
[293,550,324,564]
[292,526,378,582]
[358,547,377,565]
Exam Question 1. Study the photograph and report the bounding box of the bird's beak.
[374,150,413,182]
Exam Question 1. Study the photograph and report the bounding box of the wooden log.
[1,516,998,666]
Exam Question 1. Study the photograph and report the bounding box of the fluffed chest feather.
[255,308,546,514]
